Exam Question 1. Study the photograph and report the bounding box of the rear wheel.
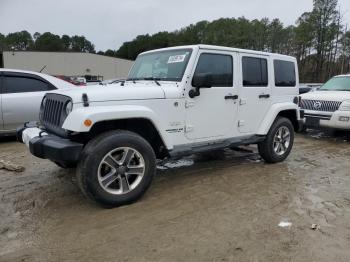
[258,117,294,163]
[76,130,156,207]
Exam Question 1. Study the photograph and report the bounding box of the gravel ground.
[1,131,350,262]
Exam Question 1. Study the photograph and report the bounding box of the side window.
[3,76,51,94]
[193,53,233,87]
[242,57,268,87]
[274,60,296,87]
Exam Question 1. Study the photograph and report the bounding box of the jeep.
[18,45,300,207]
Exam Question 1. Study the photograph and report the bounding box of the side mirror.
[192,73,213,89]
[189,73,213,98]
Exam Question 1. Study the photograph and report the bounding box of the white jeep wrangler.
[18,45,300,207]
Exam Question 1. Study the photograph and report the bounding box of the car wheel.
[258,117,294,163]
[76,130,156,207]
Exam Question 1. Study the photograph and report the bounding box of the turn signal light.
[84,119,92,127]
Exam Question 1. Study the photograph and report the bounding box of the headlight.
[65,101,73,115]
[339,101,350,111]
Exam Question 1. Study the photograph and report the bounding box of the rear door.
[2,72,55,130]
[237,55,272,134]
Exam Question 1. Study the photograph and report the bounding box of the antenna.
[39,65,47,73]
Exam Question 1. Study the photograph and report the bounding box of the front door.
[237,55,272,134]
[185,51,238,141]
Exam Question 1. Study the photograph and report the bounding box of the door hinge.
[185,125,194,133]
[239,99,247,105]
[185,100,195,108]
[238,120,245,127]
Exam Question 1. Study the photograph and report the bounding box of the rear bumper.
[17,124,83,163]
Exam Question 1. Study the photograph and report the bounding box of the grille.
[40,93,71,136]
[300,99,342,112]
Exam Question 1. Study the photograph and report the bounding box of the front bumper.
[17,124,83,163]
[300,109,350,130]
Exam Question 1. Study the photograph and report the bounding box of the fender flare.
[256,103,300,135]
[62,105,173,149]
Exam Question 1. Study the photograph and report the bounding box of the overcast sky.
[1,0,349,51]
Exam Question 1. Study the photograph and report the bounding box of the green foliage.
[0,0,349,82]
[115,0,349,82]
[70,35,95,53]
[3,30,33,51]
[0,32,95,53]
[34,32,64,51]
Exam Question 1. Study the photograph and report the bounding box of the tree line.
[1,0,349,82]
[0,31,95,53]
[115,0,350,83]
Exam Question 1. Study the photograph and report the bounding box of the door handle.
[225,94,239,100]
[259,94,270,99]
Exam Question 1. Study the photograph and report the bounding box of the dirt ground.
[1,131,350,262]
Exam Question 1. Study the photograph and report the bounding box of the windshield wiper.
[140,77,161,86]
[125,77,162,86]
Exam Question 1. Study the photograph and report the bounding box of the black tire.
[258,117,294,163]
[76,130,156,207]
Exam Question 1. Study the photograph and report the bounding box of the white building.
[1,51,133,81]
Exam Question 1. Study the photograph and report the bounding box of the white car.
[299,75,350,130]
[0,69,75,135]
[18,45,300,207]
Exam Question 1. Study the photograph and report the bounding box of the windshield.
[320,76,350,91]
[127,49,192,82]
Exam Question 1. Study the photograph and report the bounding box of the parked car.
[0,69,75,135]
[54,75,86,86]
[18,45,300,207]
[299,83,321,94]
[100,78,125,85]
[299,74,350,131]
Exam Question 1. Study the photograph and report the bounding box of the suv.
[17,45,300,207]
[299,75,350,131]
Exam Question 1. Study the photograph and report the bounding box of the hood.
[49,82,166,103]
[301,90,350,102]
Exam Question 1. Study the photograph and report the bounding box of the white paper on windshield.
[168,54,187,64]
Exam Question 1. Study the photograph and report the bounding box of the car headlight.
[339,101,350,111]
[65,101,73,115]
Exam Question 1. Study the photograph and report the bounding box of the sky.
[0,0,349,51]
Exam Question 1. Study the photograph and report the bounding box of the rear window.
[3,75,51,93]
[274,60,296,87]
[242,57,268,87]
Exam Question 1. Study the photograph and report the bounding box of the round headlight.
[65,101,73,115]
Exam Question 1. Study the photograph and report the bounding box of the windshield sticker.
[168,54,187,64]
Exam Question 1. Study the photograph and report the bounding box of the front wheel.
[258,117,294,163]
[76,130,156,207]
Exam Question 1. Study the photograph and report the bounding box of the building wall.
[2,51,134,80]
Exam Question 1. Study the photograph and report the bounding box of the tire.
[258,117,294,163]
[76,130,156,207]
